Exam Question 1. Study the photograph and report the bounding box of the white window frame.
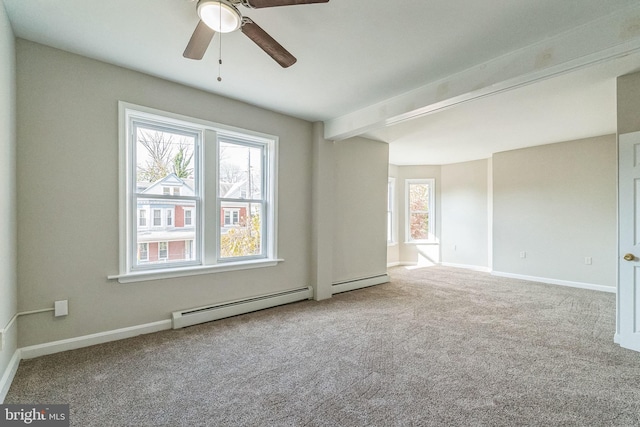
[138,243,149,262]
[152,209,162,227]
[158,241,168,260]
[111,102,281,283]
[166,209,173,227]
[138,208,148,228]
[405,178,436,243]
[184,209,193,227]
[387,177,395,245]
[223,208,241,226]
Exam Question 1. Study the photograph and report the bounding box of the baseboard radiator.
[332,273,390,295]
[171,286,313,329]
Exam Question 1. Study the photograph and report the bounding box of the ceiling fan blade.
[241,18,297,68]
[242,0,328,9]
[183,20,216,60]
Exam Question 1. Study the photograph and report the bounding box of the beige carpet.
[5,266,640,426]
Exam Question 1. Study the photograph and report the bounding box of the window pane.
[219,141,262,199]
[136,127,195,192]
[409,183,429,211]
[410,213,429,240]
[136,197,196,266]
[219,202,262,259]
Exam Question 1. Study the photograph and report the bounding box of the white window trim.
[158,241,168,260]
[152,209,163,228]
[138,243,149,262]
[387,177,395,245]
[112,102,281,283]
[405,178,436,244]
[183,208,194,227]
[138,208,148,228]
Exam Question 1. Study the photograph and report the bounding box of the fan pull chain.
[217,4,223,82]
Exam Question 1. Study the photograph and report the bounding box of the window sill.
[108,258,284,284]
[387,242,398,247]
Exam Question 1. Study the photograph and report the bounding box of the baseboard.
[332,274,390,294]
[614,333,620,344]
[20,319,172,360]
[0,349,21,403]
[386,262,401,268]
[441,262,491,273]
[491,271,616,293]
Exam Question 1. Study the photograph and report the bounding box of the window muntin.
[119,103,278,279]
[406,179,435,243]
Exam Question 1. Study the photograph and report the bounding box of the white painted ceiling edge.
[4,1,640,165]
[327,4,640,165]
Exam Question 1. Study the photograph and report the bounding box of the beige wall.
[618,71,640,134]
[441,159,489,269]
[396,165,442,265]
[0,0,17,391]
[332,137,388,283]
[15,40,314,347]
[492,135,617,288]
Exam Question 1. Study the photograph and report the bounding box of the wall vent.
[171,286,313,329]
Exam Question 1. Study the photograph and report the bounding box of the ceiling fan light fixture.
[198,0,242,33]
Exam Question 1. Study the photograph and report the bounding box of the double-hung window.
[387,178,395,244]
[113,102,279,283]
[405,179,435,243]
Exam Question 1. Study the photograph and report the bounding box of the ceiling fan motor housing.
[197,0,242,33]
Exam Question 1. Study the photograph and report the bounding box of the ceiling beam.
[323,4,640,142]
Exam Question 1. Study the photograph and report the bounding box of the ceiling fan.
[183,0,330,68]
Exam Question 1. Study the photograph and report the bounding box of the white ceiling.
[4,0,640,164]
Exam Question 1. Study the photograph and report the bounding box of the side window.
[406,179,435,242]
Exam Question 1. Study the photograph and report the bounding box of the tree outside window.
[406,179,435,242]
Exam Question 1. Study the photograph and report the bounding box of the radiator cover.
[171,286,313,329]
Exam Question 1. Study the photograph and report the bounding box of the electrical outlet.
[585,257,592,265]
[453,244,457,251]
[520,251,526,258]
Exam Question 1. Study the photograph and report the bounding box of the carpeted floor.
[5,266,640,426]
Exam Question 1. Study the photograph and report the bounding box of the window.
[218,140,266,259]
[138,243,148,262]
[114,103,279,282]
[138,209,147,227]
[223,208,240,226]
[184,209,193,226]
[153,209,162,227]
[387,178,395,244]
[158,242,168,260]
[406,179,435,242]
